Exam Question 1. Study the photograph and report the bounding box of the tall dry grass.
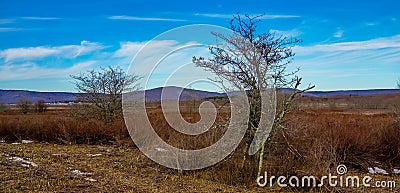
[0,112,128,144]
[278,111,400,174]
[1,105,399,189]
[179,109,400,187]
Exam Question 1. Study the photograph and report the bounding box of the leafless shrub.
[35,100,47,113]
[17,98,33,114]
[70,66,141,122]
[0,102,8,112]
[193,14,314,179]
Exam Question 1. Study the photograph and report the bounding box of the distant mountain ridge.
[129,86,226,102]
[279,88,399,97]
[0,87,398,104]
[0,90,79,104]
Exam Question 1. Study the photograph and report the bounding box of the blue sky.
[0,0,399,92]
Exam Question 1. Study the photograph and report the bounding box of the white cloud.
[270,29,302,37]
[333,29,344,38]
[113,40,198,72]
[0,19,15,24]
[20,17,60,20]
[0,28,21,32]
[66,61,97,72]
[365,22,377,26]
[296,34,400,53]
[0,41,105,61]
[261,14,300,19]
[194,13,300,19]
[194,13,234,19]
[0,61,97,80]
[108,15,186,22]
[113,40,184,58]
[112,40,216,89]
[0,47,60,61]
[291,35,400,88]
[74,40,105,57]
[113,42,146,58]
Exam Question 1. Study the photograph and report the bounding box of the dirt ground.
[0,141,269,192]
[1,141,399,192]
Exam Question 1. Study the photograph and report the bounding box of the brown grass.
[274,110,400,175]
[1,101,400,191]
[294,93,400,110]
[178,109,400,188]
[0,112,128,144]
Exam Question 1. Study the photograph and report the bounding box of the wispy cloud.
[112,40,216,89]
[333,29,344,38]
[0,47,59,61]
[194,13,300,19]
[261,14,300,19]
[194,13,234,19]
[0,61,97,80]
[365,22,377,26]
[20,16,60,20]
[112,40,200,68]
[113,41,147,58]
[108,15,186,22]
[296,34,400,53]
[113,40,188,58]
[0,19,15,24]
[289,36,400,89]
[74,40,105,57]
[0,41,105,61]
[112,40,197,74]
[292,35,400,89]
[270,29,302,37]
[0,27,22,32]
[0,17,58,32]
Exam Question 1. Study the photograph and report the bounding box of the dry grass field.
[1,95,400,192]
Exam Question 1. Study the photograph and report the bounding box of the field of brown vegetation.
[1,95,400,192]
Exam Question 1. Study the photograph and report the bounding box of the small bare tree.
[193,14,314,179]
[71,66,141,122]
[17,98,33,114]
[35,100,47,113]
[0,102,8,113]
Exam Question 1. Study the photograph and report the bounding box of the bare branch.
[70,66,141,122]
[193,13,314,179]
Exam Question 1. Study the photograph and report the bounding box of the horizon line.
[1,86,399,94]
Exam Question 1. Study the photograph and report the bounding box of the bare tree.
[17,98,33,114]
[0,102,8,113]
[193,14,314,178]
[35,100,47,113]
[71,66,141,122]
